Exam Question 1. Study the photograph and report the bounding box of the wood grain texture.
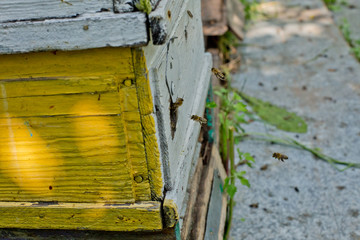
[0,201,162,231]
[180,157,203,240]
[0,227,177,240]
[0,12,148,54]
[0,0,113,23]
[189,150,215,240]
[145,0,213,222]
[148,0,187,45]
[163,199,179,228]
[0,47,158,204]
[132,49,163,200]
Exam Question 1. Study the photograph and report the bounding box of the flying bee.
[211,68,226,81]
[191,115,207,125]
[169,97,184,110]
[272,152,288,162]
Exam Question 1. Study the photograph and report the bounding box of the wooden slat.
[0,201,163,231]
[132,48,163,200]
[205,146,227,240]
[0,12,148,54]
[226,0,245,40]
[189,151,215,240]
[0,0,113,23]
[180,157,204,240]
[201,0,228,36]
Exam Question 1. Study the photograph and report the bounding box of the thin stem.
[224,127,235,240]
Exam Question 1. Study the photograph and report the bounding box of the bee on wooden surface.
[272,152,288,162]
[191,115,207,125]
[169,97,184,110]
[211,68,226,81]
[187,10,193,18]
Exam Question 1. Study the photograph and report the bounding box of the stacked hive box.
[0,0,211,237]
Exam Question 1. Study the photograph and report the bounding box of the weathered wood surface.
[0,227,176,240]
[226,0,245,40]
[145,0,212,216]
[0,0,113,23]
[204,147,227,240]
[182,146,226,240]
[148,0,186,45]
[201,0,228,36]
[180,157,204,240]
[114,0,161,13]
[0,12,148,54]
[0,47,161,204]
[0,201,162,231]
[132,48,163,200]
[189,146,215,240]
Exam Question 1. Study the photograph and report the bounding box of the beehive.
[0,0,211,235]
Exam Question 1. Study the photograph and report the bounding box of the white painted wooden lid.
[0,0,149,54]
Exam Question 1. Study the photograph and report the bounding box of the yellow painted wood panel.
[132,49,163,200]
[0,47,157,203]
[0,201,163,231]
[0,48,134,79]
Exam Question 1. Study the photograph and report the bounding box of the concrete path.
[230,1,360,239]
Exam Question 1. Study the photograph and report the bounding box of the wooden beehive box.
[0,0,211,237]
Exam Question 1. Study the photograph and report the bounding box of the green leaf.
[238,92,308,133]
[225,184,237,198]
[214,90,223,96]
[234,102,247,112]
[233,92,242,101]
[243,153,255,162]
[135,0,152,14]
[237,149,243,158]
[206,101,217,108]
[235,114,246,124]
[235,171,246,178]
[240,178,251,188]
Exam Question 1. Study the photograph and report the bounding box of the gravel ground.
[230,1,360,239]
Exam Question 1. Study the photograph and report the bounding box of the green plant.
[135,0,152,14]
[340,18,352,44]
[218,31,240,62]
[240,0,259,21]
[323,0,346,11]
[339,19,360,61]
[210,78,254,239]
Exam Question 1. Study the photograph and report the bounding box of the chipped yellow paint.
[0,47,162,209]
[132,49,163,200]
[0,201,163,231]
[163,199,179,228]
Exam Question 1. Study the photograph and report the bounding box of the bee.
[170,97,184,110]
[211,68,226,81]
[272,152,288,162]
[187,10,193,18]
[191,115,207,125]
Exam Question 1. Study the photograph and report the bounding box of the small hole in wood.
[49,186,53,190]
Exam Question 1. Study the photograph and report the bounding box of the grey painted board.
[204,169,226,240]
[114,0,161,13]
[145,0,212,216]
[0,0,113,23]
[0,12,148,54]
[148,0,186,45]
